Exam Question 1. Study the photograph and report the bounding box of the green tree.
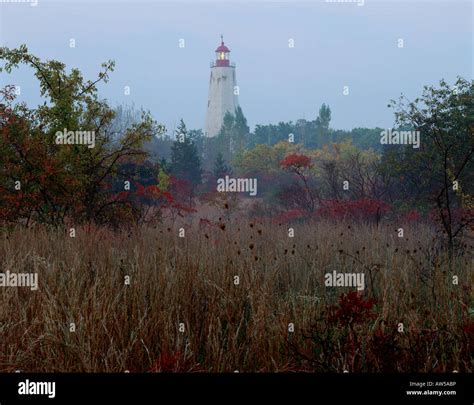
[317,103,331,131]
[213,152,231,179]
[385,77,474,258]
[313,103,331,148]
[251,121,295,147]
[188,128,205,160]
[216,111,235,162]
[0,45,163,226]
[234,142,303,175]
[232,106,249,153]
[170,119,202,189]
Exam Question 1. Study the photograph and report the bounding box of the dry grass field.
[0,219,472,372]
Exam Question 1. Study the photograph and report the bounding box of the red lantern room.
[215,35,230,67]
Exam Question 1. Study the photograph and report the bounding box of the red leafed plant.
[280,154,313,170]
[317,198,390,222]
[401,209,422,222]
[463,322,474,335]
[329,291,376,327]
[272,208,306,224]
[148,350,199,373]
[428,207,474,229]
[280,153,316,212]
[149,351,184,372]
[367,326,402,371]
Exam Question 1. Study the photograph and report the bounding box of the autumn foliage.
[280,153,313,170]
[0,47,167,228]
[328,291,376,326]
[317,198,391,222]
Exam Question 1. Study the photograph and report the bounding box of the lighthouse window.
[220,52,225,59]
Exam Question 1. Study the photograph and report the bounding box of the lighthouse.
[204,36,239,138]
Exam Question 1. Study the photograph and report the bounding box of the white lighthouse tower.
[204,36,239,138]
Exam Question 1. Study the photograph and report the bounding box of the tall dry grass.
[0,219,472,372]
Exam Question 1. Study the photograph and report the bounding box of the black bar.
[0,373,471,403]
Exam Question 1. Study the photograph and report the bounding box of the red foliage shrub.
[402,209,422,222]
[317,198,390,222]
[428,207,474,227]
[280,154,312,170]
[367,326,402,371]
[272,208,306,224]
[328,291,376,326]
[169,177,193,199]
[277,180,313,210]
[463,322,474,340]
[149,351,186,372]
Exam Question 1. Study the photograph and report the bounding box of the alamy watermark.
[325,270,365,291]
[0,271,38,291]
[18,380,55,399]
[380,129,420,149]
[55,128,95,149]
[217,175,257,196]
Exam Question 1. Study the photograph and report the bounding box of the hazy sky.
[0,0,472,135]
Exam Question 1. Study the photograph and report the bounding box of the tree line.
[1,46,472,256]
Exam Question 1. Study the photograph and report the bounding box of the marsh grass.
[0,219,472,372]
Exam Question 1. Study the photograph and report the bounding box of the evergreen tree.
[216,112,235,162]
[170,119,202,188]
[317,103,331,130]
[213,152,231,179]
[232,106,249,153]
[188,128,205,159]
[313,104,331,149]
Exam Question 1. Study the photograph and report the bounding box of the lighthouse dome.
[215,43,230,53]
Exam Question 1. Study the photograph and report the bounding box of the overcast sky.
[0,0,472,135]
